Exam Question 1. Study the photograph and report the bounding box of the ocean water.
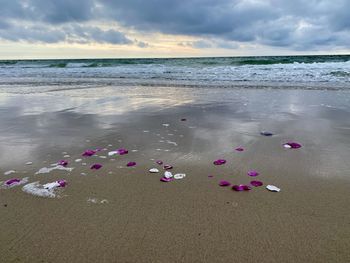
[0,55,350,93]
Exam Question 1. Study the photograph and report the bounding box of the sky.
[0,0,349,59]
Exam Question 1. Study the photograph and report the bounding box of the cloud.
[99,0,350,49]
[65,25,132,44]
[0,23,132,45]
[180,39,238,49]
[0,0,349,50]
[191,40,213,49]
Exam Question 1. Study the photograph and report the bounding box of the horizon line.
[1,53,350,61]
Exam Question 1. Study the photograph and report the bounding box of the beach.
[0,81,350,262]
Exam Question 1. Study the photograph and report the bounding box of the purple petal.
[5,178,21,185]
[163,164,173,170]
[213,159,226,165]
[57,160,68,166]
[90,163,102,170]
[127,161,136,167]
[95,147,104,152]
[156,160,163,165]
[247,170,259,177]
[208,175,214,178]
[232,184,252,191]
[283,142,302,149]
[250,180,263,187]
[117,148,128,155]
[235,147,244,152]
[57,180,67,187]
[82,149,96,157]
[160,177,174,182]
[260,131,274,136]
[219,180,231,187]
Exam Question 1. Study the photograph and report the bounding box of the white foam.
[35,165,73,174]
[22,182,58,198]
[4,170,16,175]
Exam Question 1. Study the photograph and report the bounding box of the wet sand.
[0,87,350,262]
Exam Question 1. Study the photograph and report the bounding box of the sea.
[0,55,350,94]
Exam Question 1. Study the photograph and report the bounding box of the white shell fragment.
[149,168,159,173]
[25,162,33,165]
[4,170,16,175]
[108,151,119,156]
[162,123,170,127]
[266,185,281,192]
[166,140,178,146]
[75,159,82,162]
[87,198,109,204]
[283,144,292,149]
[22,181,62,198]
[173,173,186,180]
[164,171,173,179]
[43,181,62,190]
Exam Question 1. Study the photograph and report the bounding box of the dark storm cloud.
[0,0,349,50]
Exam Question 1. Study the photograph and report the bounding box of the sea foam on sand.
[22,181,65,198]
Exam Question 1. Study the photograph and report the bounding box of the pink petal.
[250,180,263,187]
[82,149,96,157]
[213,159,226,165]
[235,147,244,152]
[156,160,163,165]
[247,170,259,177]
[5,178,21,185]
[57,160,68,166]
[127,161,136,167]
[57,180,67,187]
[232,184,252,191]
[283,142,302,149]
[117,148,128,155]
[90,163,102,170]
[219,180,231,187]
[163,164,173,170]
[160,177,174,182]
